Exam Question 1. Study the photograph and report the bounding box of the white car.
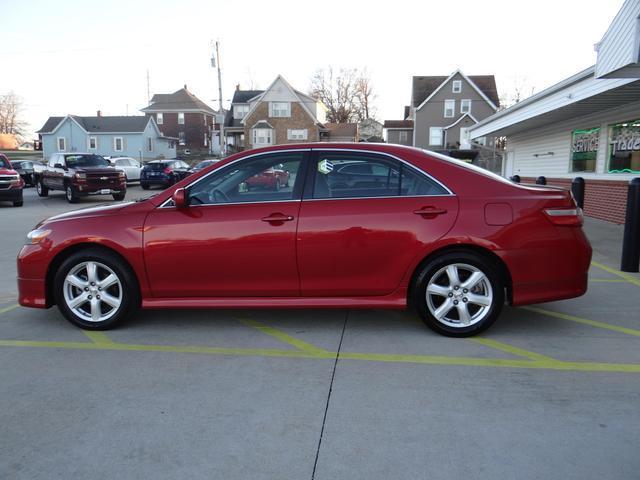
[109,157,142,182]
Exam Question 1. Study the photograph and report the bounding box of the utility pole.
[146,69,151,105]
[211,41,225,156]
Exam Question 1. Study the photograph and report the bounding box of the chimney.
[184,84,188,90]
[236,83,240,91]
[97,110,102,117]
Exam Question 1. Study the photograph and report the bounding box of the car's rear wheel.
[36,180,48,197]
[54,249,139,330]
[415,252,504,337]
[141,183,150,190]
[275,179,281,191]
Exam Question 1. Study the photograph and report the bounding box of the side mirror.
[54,163,64,169]
[172,188,188,208]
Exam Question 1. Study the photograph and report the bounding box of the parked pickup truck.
[34,153,126,203]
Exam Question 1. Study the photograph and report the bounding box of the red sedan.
[245,164,290,191]
[17,144,591,337]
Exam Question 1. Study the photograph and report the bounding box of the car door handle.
[261,213,294,223]
[413,206,448,217]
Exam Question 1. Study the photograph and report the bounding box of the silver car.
[109,157,142,182]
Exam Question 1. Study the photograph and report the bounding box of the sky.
[0,0,624,137]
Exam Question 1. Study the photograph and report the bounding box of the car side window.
[313,153,400,199]
[188,152,303,206]
[313,152,448,199]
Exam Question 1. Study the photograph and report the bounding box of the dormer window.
[270,102,290,118]
[452,80,462,93]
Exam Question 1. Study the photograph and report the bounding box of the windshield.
[0,156,11,169]
[65,154,110,168]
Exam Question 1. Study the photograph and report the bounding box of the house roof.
[141,87,217,114]
[383,120,414,129]
[412,75,500,108]
[324,123,358,138]
[37,115,151,134]
[224,89,265,128]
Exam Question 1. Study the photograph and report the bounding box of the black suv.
[140,160,191,190]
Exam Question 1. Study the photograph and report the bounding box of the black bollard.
[510,175,521,183]
[536,176,546,185]
[621,178,640,273]
[571,177,585,209]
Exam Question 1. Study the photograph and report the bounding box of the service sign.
[571,127,599,172]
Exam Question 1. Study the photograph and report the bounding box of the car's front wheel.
[54,248,139,330]
[65,185,78,203]
[36,180,48,197]
[415,252,505,337]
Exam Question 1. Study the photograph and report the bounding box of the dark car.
[140,160,191,190]
[0,153,24,207]
[17,143,591,337]
[189,159,220,174]
[10,160,37,186]
[34,153,126,203]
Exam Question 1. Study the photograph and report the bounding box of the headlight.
[118,171,126,179]
[74,173,86,180]
[26,228,52,244]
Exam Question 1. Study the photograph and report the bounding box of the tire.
[36,180,48,197]
[275,179,281,192]
[112,192,126,201]
[414,251,505,337]
[13,199,23,207]
[65,184,78,203]
[53,248,139,330]
[141,183,150,190]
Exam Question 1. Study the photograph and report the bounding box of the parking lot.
[1,185,640,479]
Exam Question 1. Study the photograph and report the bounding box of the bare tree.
[310,67,376,123]
[499,76,536,110]
[0,91,28,138]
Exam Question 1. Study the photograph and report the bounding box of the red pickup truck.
[0,153,24,207]
[34,153,126,203]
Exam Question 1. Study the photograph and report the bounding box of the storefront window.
[608,119,640,174]
[571,127,599,172]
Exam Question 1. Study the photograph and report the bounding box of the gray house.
[386,70,499,152]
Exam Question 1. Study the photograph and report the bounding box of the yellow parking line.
[470,337,556,362]
[83,331,114,344]
[591,261,640,287]
[0,338,639,373]
[524,306,640,337]
[236,316,331,355]
[589,278,627,283]
[0,304,19,315]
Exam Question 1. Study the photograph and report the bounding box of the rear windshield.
[0,156,10,169]
[146,162,170,170]
[422,149,516,186]
[195,160,215,169]
[65,154,109,168]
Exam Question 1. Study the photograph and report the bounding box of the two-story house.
[36,114,177,161]
[385,70,499,152]
[141,86,220,155]
[223,75,328,153]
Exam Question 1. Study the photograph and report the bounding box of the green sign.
[608,120,640,174]
[571,127,599,172]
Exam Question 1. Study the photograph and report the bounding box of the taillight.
[164,167,173,174]
[544,208,584,226]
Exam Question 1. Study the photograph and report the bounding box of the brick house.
[223,75,328,153]
[141,86,220,155]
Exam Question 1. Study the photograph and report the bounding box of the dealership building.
[469,0,640,224]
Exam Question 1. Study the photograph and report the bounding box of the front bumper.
[0,187,23,202]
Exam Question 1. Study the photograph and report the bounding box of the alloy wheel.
[63,261,123,322]
[425,263,493,328]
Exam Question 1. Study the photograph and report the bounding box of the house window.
[607,119,640,174]
[270,102,290,118]
[157,113,163,125]
[444,100,455,118]
[113,137,124,152]
[234,104,249,119]
[88,136,97,150]
[147,138,153,152]
[178,132,186,145]
[178,112,185,124]
[452,80,462,93]
[57,137,66,151]
[460,99,471,114]
[204,132,208,146]
[252,128,273,145]
[399,131,408,142]
[429,127,443,146]
[287,129,307,140]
